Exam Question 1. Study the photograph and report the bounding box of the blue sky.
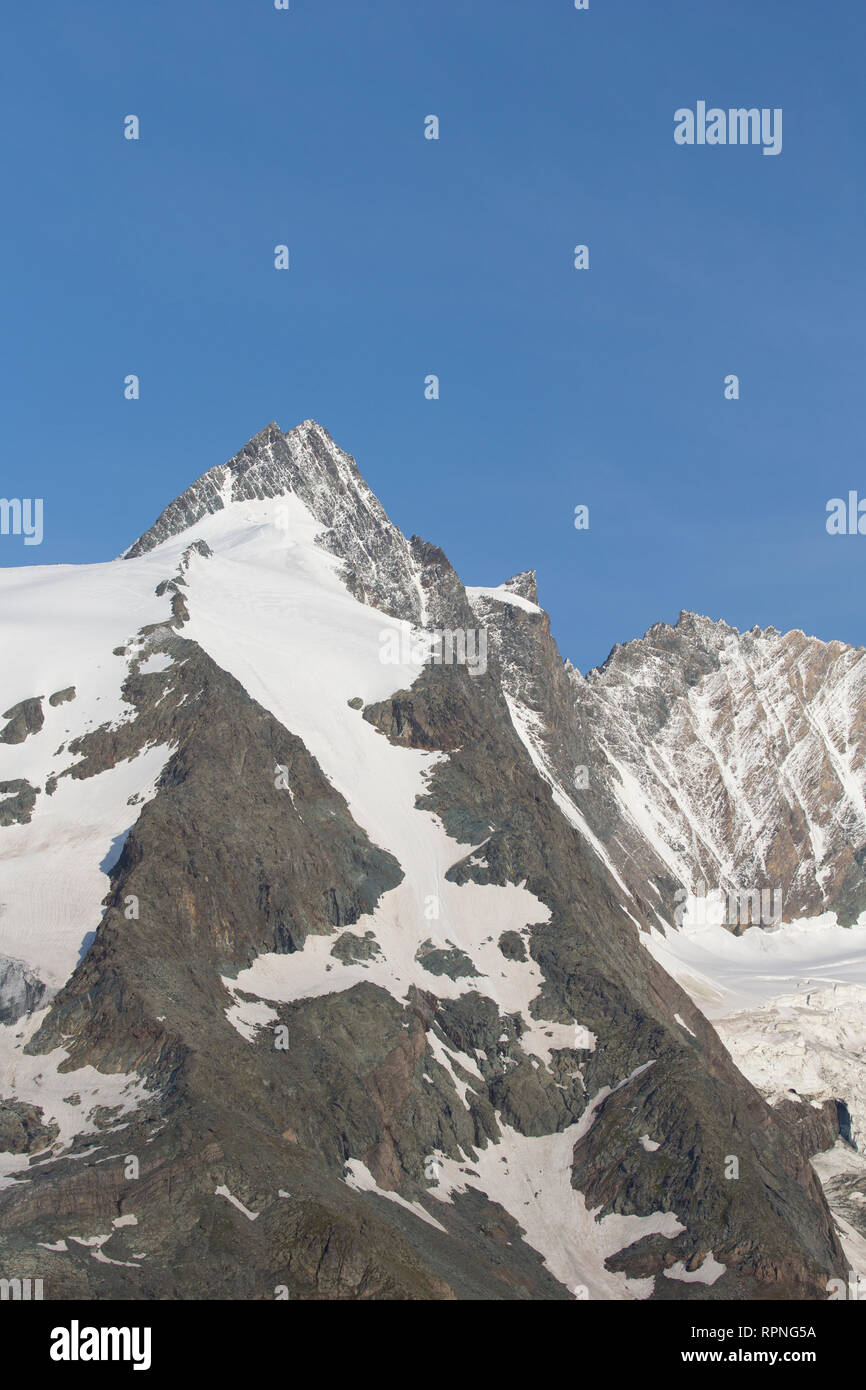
[2,0,864,672]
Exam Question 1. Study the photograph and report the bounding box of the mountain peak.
[247,420,282,442]
[123,419,358,560]
[504,570,539,605]
[122,419,458,628]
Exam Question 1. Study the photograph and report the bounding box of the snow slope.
[645,911,866,1226]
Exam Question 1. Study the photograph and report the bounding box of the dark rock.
[415,941,479,980]
[0,1101,59,1155]
[0,697,44,745]
[498,931,527,962]
[0,779,37,826]
[330,931,382,965]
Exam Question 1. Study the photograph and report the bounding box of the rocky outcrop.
[0,779,37,827]
[0,1101,59,1155]
[48,688,76,708]
[0,697,44,745]
[0,956,52,1024]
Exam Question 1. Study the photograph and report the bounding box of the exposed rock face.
[0,780,37,827]
[0,420,859,1302]
[573,613,866,926]
[0,956,52,1024]
[474,592,866,930]
[0,698,44,745]
[504,571,539,604]
[48,688,76,709]
[0,1101,58,1155]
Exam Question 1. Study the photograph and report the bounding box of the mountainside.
[1,419,864,1301]
[577,614,866,928]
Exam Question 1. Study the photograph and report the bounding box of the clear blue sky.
[2,0,864,672]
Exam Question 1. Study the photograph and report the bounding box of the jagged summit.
[123,419,438,624]
[125,419,353,558]
[587,610,831,685]
[503,570,539,605]
[123,420,486,632]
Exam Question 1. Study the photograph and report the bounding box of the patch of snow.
[466,585,542,615]
[137,651,174,675]
[223,989,280,1042]
[344,1159,448,1233]
[663,1254,725,1285]
[0,1009,153,1188]
[214,1185,259,1221]
[428,1101,681,1299]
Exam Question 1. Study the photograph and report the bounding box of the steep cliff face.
[0,421,858,1300]
[576,614,866,928]
[478,589,866,931]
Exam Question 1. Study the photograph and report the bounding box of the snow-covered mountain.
[0,419,863,1300]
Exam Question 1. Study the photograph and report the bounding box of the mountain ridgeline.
[0,419,862,1300]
